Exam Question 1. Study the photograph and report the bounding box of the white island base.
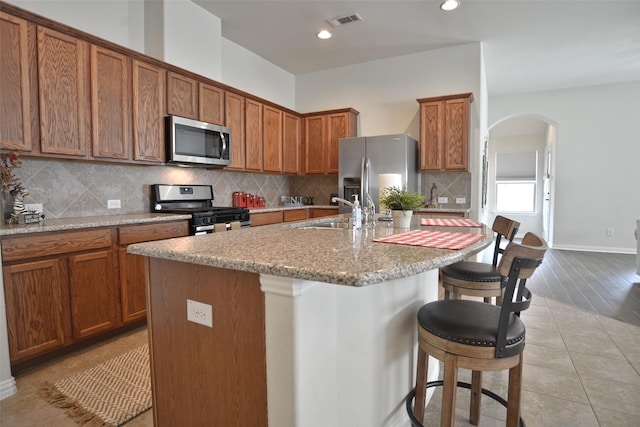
[260,269,440,427]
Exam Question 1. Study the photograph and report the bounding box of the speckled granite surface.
[0,213,190,236]
[128,215,492,287]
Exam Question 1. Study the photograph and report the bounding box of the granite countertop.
[415,207,471,214]
[0,213,191,237]
[128,214,492,287]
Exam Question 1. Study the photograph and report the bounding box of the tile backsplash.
[421,171,471,209]
[15,158,339,219]
[13,159,471,219]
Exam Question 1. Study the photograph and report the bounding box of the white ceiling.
[193,0,640,97]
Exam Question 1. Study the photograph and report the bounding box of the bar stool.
[441,215,520,304]
[408,232,547,427]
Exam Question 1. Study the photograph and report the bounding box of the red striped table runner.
[373,229,486,250]
[420,218,482,227]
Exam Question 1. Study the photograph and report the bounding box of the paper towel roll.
[379,174,402,206]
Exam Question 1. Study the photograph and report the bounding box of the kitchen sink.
[295,220,351,230]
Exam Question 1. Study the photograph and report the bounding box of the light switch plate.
[187,299,213,327]
[437,197,448,204]
[107,199,121,209]
[456,197,466,204]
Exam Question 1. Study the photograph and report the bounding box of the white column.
[260,270,440,427]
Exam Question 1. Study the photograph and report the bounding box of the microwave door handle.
[221,133,227,157]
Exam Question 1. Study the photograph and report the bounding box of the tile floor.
[1,252,639,426]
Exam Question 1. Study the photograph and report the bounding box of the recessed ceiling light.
[440,0,460,11]
[317,30,332,40]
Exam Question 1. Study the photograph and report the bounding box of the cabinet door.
[3,258,70,362]
[327,112,350,174]
[443,97,469,171]
[119,249,147,323]
[90,45,131,159]
[263,105,283,173]
[69,250,119,340]
[37,26,89,157]
[132,60,165,162]
[167,71,198,119]
[282,112,301,174]
[419,101,443,171]
[0,12,32,151]
[245,98,263,171]
[199,83,224,125]
[225,92,245,170]
[304,115,325,174]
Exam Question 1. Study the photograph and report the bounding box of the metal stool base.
[405,380,526,427]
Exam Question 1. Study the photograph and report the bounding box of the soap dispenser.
[352,195,362,229]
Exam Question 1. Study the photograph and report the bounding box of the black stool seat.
[440,262,501,283]
[418,300,525,348]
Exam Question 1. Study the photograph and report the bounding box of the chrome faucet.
[331,196,354,208]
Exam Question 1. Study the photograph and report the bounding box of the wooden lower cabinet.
[2,258,70,362]
[283,209,308,222]
[1,219,188,372]
[118,220,189,324]
[310,208,338,218]
[69,250,118,339]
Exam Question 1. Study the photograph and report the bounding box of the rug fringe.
[39,382,116,427]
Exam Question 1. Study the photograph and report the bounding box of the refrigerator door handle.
[362,157,370,204]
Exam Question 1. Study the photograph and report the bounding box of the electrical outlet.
[187,299,213,327]
[606,228,615,237]
[25,203,43,213]
[437,197,448,204]
[107,199,121,209]
[455,197,466,204]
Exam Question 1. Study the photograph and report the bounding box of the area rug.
[40,344,151,427]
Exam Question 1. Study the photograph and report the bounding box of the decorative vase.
[391,210,413,228]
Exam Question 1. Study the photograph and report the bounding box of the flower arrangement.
[1,151,27,197]
[379,186,425,212]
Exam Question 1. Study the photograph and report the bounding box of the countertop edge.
[0,213,191,237]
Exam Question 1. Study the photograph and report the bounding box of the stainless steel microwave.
[166,115,231,167]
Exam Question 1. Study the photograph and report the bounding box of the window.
[495,150,537,213]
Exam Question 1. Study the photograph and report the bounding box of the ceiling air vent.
[328,12,363,28]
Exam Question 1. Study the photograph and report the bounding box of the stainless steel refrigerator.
[338,134,420,214]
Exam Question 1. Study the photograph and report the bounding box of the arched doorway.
[483,115,557,246]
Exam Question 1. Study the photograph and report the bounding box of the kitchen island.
[128,215,492,427]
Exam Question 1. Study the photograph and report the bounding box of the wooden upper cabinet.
[37,26,89,157]
[304,109,358,175]
[132,59,165,162]
[167,71,197,119]
[0,12,32,151]
[327,112,356,174]
[283,112,301,174]
[263,105,283,173]
[90,45,131,159]
[245,98,263,171]
[417,93,472,171]
[304,115,326,175]
[199,83,224,125]
[225,92,245,170]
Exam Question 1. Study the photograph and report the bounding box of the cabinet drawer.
[119,220,189,245]
[310,208,338,218]
[250,211,283,226]
[1,229,113,262]
[283,209,308,222]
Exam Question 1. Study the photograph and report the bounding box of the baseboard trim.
[0,377,17,400]
[552,244,636,255]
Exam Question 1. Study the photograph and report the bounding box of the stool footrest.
[405,381,526,427]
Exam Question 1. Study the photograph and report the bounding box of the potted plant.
[378,186,425,228]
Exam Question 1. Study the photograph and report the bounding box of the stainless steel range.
[151,184,250,235]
